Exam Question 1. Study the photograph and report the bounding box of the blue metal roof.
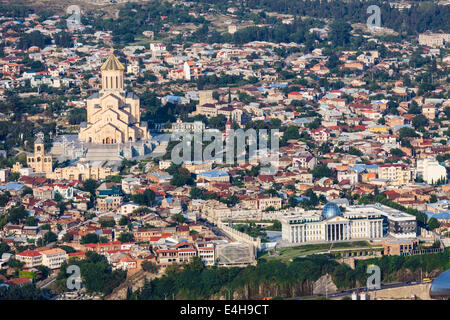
[0,182,25,192]
[198,170,229,178]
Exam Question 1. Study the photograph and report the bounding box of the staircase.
[84,144,122,161]
[150,141,169,158]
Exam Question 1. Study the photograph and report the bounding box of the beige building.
[96,195,123,212]
[47,162,118,181]
[258,195,282,210]
[418,33,450,47]
[422,105,436,120]
[27,132,52,173]
[377,164,413,186]
[15,250,43,268]
[171,118,205,132]
[199,90,215,106]
[79,54,149,144]
[40,248,68,269]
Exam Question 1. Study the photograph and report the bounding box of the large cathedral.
[79,54,150,144]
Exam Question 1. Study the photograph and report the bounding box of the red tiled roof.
[17,250,41,257]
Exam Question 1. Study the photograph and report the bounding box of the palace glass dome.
[322,202,342,220]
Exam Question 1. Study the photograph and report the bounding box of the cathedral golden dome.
[100,54,125,71]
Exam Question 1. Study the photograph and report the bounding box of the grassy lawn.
[260,241,374,262]
[259,243,332,262]
[331,241,372,249]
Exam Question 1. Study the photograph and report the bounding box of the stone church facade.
[79,54,149,144]
[27,132,53,173]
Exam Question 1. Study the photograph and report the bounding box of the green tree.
[25,216,38,226]
[141,261,159,274]
[190,187,206,199]
[390,148,404,157]
[80,233,99,244]
[82,179,98,196]
[118,232,134,243]
[412,114,429,130]
[329,20,352,47]
[131,189,155,207]
[311,165,333,178]
[427,217,440,230]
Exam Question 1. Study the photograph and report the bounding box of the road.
[199,218,228,238]
[287,280,433,300]
[37,274,57,289]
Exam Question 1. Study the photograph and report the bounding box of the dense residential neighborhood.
[0,0,449,302]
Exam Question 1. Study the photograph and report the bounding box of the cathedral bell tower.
[27,132,52,173]
[100,54,125,92]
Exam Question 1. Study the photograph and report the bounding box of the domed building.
[281,203,385,244]
[322,202,342,220]
[79,54,150,144]
[430,269,450,300]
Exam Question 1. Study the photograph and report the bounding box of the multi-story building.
[53,185,74,200]
[258,195,282,211]
[183,60,201,80]
[171,118,205,132]
[15,250,43,268]
[155,241,197,265]
[96,195,123,212]
[47,162,118,181]
[310,128,330,143]
[33,185,54,200]
[195,241,216,266]
[281,203,384,244]
[382,239,419,256]
[422,105,436,120]
[197,170,230,183]
[337,170,359,185]
[121,177,141,194]
[377,204,417,238]
[418,33,450,47]
[416,157,447,184]
[120,202,140,216]
[378,163,413,186]
[293,154,317,170]
[40,248,68,269]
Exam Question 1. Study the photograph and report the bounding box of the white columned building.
[281,203,386,244]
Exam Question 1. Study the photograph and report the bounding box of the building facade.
[417,157,447,184]
[47,162,118,181]
[27,132,52,173]
[40,248,68,269]
[281,203,384,244]
[378,163,413,186]
[79,54,149,144]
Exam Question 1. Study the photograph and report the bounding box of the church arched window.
[116,76,118,88]
[105,77,108,88]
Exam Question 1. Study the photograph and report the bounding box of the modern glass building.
[430,269,450,299]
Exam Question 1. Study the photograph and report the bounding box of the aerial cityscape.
[0,0,449,305]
